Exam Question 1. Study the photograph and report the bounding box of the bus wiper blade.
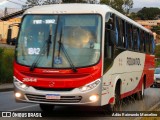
[30,62,37,71]
[30,42,46,71]
[58,29,77,73]
[58,41,77,72]
[30,25,53,71]
[46,34,52,57]
[46,25,52,57]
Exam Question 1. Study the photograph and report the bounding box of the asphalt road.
[0,87,160,120]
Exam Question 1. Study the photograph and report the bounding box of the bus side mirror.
[106,24,112,30]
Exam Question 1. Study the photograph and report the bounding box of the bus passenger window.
[130,25,134,50]
[116,17,125,48]
[133,27,137,51]
[122,20,126,48]
[146,33,149,54]
[140,30,144,52]
[124,21,128,49]
[127,23,132,50]
[104,13,115,59]
[137,28,140,51]
[151,35,155,54]
[149,35,152,53]
[144,32,146,52]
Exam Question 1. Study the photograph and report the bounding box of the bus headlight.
[15,92,22,98]
[14,77,29,90]
[89,95,99,102]
[79,79,100,92]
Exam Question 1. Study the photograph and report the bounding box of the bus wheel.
[102,85,121,114]
[39,104,55,112]
[136,82,144,100]
[112,85,121,111]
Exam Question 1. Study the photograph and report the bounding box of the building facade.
[0,18,21,43]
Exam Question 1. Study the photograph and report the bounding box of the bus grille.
[33,87,74,91]
[25,94,82,103]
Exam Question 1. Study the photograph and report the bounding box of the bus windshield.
[16,14,101,69]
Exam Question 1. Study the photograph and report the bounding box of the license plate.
[45,94,61,100]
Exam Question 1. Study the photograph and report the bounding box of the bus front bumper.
[14,78,102,106]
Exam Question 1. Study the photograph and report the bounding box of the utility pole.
[4,7,8,16]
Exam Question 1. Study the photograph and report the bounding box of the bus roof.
[24,4,152,34]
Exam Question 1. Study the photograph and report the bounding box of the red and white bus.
[14,4,155,112]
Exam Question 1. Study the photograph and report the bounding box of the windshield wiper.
[58,29,77,72]
[30,41,47,71]
[46,25,52,57]
[30,25,53,71]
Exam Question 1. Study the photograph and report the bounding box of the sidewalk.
[0,83,14,92]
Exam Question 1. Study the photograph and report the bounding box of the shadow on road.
[40,95,137,117]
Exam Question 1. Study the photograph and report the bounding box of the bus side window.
[140,30,144,52]
[130,25,134,50]
[146,33,149,54]
[127,23,132,50]
[104,13,115,59]
[144,32,146,52]
[149,35,152,54]
[122,20,126,48]
[117,17,125,48]
[133,26,137,51]
[124,21,128,49]
[137,29,140,51]
[151,35,155,54]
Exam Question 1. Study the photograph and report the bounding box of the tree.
[4,7,8,16]
[100,0,110,5]
[26,0,85,6]
[63,0,84,3]
[25,0,133,14]
[26,0,62,6]
[26,0,43,6]
[100,0,133,14]
[137,7,160,20]
[123,0,133,15]
[129,12,140,20]
[43,0,62,4]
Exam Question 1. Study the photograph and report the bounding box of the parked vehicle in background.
[153,68,160,87]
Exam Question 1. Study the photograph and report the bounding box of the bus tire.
[112,83,121,111]
[136,82,144,100]
[39,104,55,112]
[102,83,121,113]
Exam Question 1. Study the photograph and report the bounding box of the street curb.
[0,83,14,92]
[0,88,14,92]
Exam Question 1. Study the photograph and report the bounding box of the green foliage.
[26,0,40,6]
[63,0,84,3]
[100,0,110,4]
[152,26,160,34]
[26,0,85,6]
[137,7,160,20]
[155,45,160,58]
[100,0,133,14]
[0,48,14,84]
[25,0,133,14]
[156,60,160,67]
[129,12,139,20]
[123,0,133,14]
